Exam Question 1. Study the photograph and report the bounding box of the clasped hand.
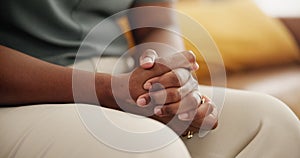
[112,49,218,135]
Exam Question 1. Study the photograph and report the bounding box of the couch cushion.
[200,63,300,119]
[176,0,300,78]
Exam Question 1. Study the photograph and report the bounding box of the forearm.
[0,45,115,108]
[0,46,73,105]
[134,28,185,57]
[129,2,185,62]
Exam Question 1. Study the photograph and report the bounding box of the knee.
[248,92,295,119]
[225,89,299,125]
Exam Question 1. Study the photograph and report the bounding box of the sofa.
[176,0,300,118]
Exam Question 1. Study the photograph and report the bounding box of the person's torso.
[0,0,133,65]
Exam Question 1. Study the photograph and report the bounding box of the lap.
[186,86,300,157]
[1,86,300,158]
[0,104,190,158]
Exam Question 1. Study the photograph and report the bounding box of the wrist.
[95,73,120,110]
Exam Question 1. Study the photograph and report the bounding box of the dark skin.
[0,2,219,136]
[0,45,217,135]
[128,2,218,134]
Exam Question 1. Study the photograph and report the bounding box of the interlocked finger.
[143,68,192,90]
[155,50,199,71]
[149,75,198,105]
[153,90,202,117]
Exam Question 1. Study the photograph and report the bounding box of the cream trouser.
[1,58,300,158]
[1,85,300,158]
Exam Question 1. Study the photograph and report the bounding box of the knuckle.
[168,89,181,100]
[188,110,198,119]
[190,92,201,107]
[197,104,211,119]
[170,72,180,85]
[173,69,188,85]
[186,75,198,87]
[184,51,196,63]
[191,76,198,83]
[196,110,206,119]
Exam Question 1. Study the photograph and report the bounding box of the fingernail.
[136,97,146,107]
[192,63,199,70]
[178,113,189,120]
[143,82,152,90]
[154,106,163,115]
[141,57,153,65]
[203,96,211,102]
[202,114,217,130]
[205,113,217,124]
[198,129,210,138]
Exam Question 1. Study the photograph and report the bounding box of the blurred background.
[175,0,300,118]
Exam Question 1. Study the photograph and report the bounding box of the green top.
[0,0,169,65]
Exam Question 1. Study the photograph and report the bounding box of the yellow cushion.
[176,0,300,79]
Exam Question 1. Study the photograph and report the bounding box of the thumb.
[139,49,158,69]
